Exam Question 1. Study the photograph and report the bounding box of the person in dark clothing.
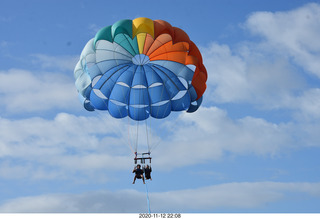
[144,165,152,180]
[132,164,145,184]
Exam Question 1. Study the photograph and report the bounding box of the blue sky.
[0,0,320,213]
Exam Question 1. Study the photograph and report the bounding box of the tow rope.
[145,181,151,213]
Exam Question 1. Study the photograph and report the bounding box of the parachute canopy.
[74,17,207,121]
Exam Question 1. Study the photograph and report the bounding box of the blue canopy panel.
[150,60,195,82]
[143,65,171,119]
[150,64,191,111]
[131,66,148,88]
[78,93,95,111]
[187,95,203,113]
[129,87,149,105]
[150,101,171,119]
[150,60,201,112]
[89,64,130,110]
[128,77,150,120]
[89,89,108,110]
[108,99,128,118]
[129,105,150,120]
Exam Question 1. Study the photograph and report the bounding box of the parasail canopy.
[74,17,207,121]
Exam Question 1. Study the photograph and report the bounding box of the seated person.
[144,165,152,180]
[132,164,145,184]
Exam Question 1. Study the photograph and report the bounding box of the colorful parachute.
[74,17,207,121]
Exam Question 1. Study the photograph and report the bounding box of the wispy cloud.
[0,181,319,212]
[1,106,319,180]
[202,3,320,121]
[245,3,320,77]
[0,113,133,181]
[154,106,320,169]
[30,54,79,72]
[0,68,79,114]
[203,43,305,107]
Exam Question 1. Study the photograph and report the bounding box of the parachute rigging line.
[145,118,151,153]
[96,111,135,155]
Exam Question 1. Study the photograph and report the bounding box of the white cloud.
[1,106,320,178]
[0,68,79,114]
[0,181,319,212]
[202,3,320,120]
[203,43,249,103]
[293,88,320,120]
[203,43,305,107]
[154,107,295,169]
[0,113,133,180]
[245,3,320,78]
[153,106,320,169]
